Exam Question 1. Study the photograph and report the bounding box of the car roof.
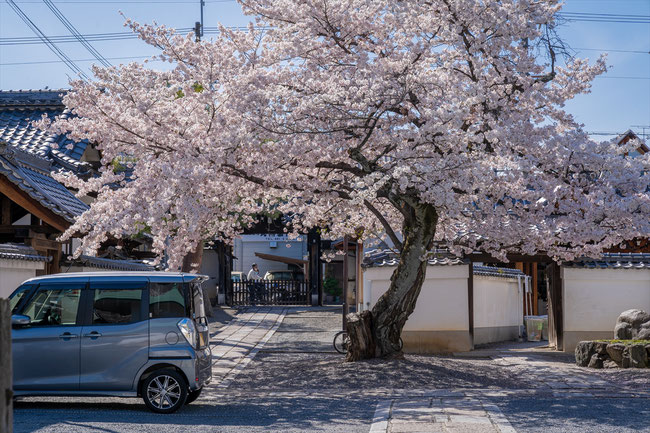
[23,271,208,284]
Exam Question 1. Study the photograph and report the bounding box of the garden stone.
[614,322,632,340]
[617,309,650,327]
[606,343,625,364]
[629,344,648,368]
[587,354,603,369]
[594,341,608,355]
[575,341,596,367]
[603,360,618,369]
[621,347,631,368]
[638,327,650,340]
[615,309,650,339]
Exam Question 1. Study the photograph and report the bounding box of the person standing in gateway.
[247,263,264,305]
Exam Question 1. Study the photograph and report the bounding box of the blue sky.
[1,0,648,141]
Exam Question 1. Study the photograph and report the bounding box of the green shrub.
[323,277,342,297]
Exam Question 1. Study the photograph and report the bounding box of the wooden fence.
[232,280,310,306]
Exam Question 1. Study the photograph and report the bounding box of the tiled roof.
[363,249,467,268]
[0,243,50,262]
[0,90,91,223]
[0,143,89,222]
[70,255,155,271]
[0,90,89,169]
[565,253,650,269]
[473,265,526,280]
[363,249,525,280]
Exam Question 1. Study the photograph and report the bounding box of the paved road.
[13,306,650,433]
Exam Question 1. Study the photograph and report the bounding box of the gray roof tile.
[0,243,50,262]
[70,255,155,271]
[0,90,91,223]
[565,253,650,269]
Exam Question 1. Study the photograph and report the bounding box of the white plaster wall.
[233,234,308,276]
[473,276,521,329]
[562,268,650,334]
[363,264,470,331]
[0,260,44,298]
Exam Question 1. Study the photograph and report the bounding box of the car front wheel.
[142,369,188,413]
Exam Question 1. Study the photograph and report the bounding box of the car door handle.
[83,331,102,339]
[59,332,78,339]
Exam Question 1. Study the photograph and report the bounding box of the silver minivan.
[8,272,212,413]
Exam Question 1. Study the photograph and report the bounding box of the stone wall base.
[401,330,473,353]
[563,331,612,353]
[473,325,519,346]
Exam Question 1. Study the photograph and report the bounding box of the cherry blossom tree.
[44,0,650,359]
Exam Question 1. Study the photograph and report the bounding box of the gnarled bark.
[346,200,437,360]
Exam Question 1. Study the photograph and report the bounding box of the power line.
[42,0,112,67]
[558,12,650,24]
[574,47,649,54]
[0,26,266,45]
[4,0,89,80]
[2,0,234,3]
[1,55,160,65]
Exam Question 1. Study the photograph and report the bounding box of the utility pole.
[194,0,205,41]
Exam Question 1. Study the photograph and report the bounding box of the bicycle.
[333,330,403,354]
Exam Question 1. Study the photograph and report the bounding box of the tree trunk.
[346,201,437,360]
[181,242,214,317]
[0,298,13,433]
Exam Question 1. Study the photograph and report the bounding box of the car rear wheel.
[142,369,188,413]
[185,387,202,404]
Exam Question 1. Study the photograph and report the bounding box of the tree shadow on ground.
[14,395,374,432]
[495,397,650,432]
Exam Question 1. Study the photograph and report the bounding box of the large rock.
[575,341,596,367]
[629,344,648,368]
[615,309,650,340]
[617,309,650,327]
[638,323,650,340]
[588,354,603,369]
[614,322,632,340]
[606,343,626,364]
[603,359,618,369]
[594,341,608,355]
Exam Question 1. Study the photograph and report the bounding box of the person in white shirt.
[247,263,263,305]
[247,263,261,281]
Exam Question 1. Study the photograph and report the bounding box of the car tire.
[185,387,202,404]
[141,369,188,413]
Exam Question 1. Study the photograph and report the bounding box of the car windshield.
[8,284,31,314]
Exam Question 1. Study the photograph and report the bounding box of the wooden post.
[468,261,474,348]
[342,236,349,330]
[532,262,538,315]
[547,262,563,351]
[0,298,13,433]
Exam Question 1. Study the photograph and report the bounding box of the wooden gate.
[231,280,310,306]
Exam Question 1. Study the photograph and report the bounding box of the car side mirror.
[11,315,30,328]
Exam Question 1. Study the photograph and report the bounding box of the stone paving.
[203,307,287,392]
[371,396,517,433]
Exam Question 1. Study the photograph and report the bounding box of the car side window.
[9,284,32,314]
[22,285,82,326]
[92,288,144,324]
[150,282,188,318]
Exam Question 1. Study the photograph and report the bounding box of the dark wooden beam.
[466,252,554,263]
[0,225,60,235]
[0,176,70,232]
[1,195,10,225]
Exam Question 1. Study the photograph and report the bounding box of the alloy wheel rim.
[147,375,182,409]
